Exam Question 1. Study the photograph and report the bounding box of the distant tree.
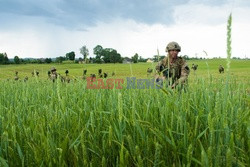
[0,54,4,64]
[37,59,43,64]
[45,58,52,63]
[109,49,120,63]
[153,55,158,62]
[14,56,20,64]
[79,57,83,62]
[66,51,75,61]
[132,53,139,63]
[37,58,46,64]
[21,58,29,64]
[102,48,110,63]
[139,56,142,62]
[182,55,190,60]
[89,57,93,63]
[0,53,9,64]
[152,55,165,62]
[90,57,97,63]
[55,56,65,63]
[138,56,146,62]
[30,59,39,64]
[0,53,5,64]
[80,45,89,63]
[102,48,122,63]
[93,45,103,63]
[3,53,9,64]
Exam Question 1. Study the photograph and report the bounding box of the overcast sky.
[0,0,249,59]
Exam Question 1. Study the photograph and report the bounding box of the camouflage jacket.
[51,71,58,80]
[155,56,190,87]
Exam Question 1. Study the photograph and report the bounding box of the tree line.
[3,44,244,65]
[0,44,147,65]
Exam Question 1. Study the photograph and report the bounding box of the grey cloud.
[1,0,247,29]
[0,0,190,29]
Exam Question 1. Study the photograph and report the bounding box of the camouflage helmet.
[166,41,181,52]
[51,67,56,72]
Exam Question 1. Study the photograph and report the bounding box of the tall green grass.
[0,77,249,166]
[227,13,232,72]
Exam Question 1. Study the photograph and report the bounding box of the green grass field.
[0,59,249,166]
[0,59,250,83]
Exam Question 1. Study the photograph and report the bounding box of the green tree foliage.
[3,53,9,64]
[55,56,66,63]
[138,56,146,62]
[153,55,165,62]
[0,54,4,64]
[66,51,75,61]
[80,45,89,63]
[182,55,190,60]
[131,53,139,63]
[79,57,83,61]
[14,56,20,64]
[37,58,44,64]
[45,58,52,63]
[93,45,103,63]
[0,52,9,64]
[102,48,122,63]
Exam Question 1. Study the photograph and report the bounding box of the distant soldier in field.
[48,71,51,78]
[83,69,87,76]
[90,74,96,78]
[65,69,69,76]
[66,77,70,83]
[24,76,28,82]
[58,74,65,82]
[14,71,19,81]
[36,71,39,77]
[191,64,198,71]
[31,71,34,77]
[50,67,57,82]
[98,69,102,78]
[14,76,19,81]
[82,69,87,80]
[147,68,153,77]
[90,74,96,81]
[104,72,108,78]
[219,65,224,73]
[112,71,115,76]
[155,41,190,89]
[64,70,70,83]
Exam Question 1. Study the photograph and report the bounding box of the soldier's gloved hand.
[155,75,160,81]
[156,77,161,83]
[155,75,166,82]
[171,83,176,89]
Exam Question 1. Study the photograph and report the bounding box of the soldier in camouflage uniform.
[191,64,198,71]
[219,65,224,73]
[14,71,19,81]
[50,67,57,82]
[24,76,28,82]
[155,41,190,89]
[65,69,69,76]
